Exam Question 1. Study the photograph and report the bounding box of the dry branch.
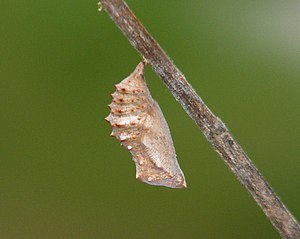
[99,0,300,238]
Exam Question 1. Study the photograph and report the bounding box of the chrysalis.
[105,62,187,188]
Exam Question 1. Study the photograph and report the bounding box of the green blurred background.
[1,1,300,238]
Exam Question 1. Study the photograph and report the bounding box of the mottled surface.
[106,62,186,188]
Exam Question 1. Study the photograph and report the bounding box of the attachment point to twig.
[98,1,102,12]
[142,56,149,65]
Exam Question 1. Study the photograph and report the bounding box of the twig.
[99,0,300,238]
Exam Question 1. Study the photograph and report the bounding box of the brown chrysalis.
[105,62,187,188]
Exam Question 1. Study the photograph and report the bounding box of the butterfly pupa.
[105,62,187,188]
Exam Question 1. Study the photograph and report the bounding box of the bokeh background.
[1,1,300,238]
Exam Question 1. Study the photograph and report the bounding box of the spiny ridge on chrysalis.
[105,62,187,188]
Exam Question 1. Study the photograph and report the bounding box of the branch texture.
[99,0,300,238]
